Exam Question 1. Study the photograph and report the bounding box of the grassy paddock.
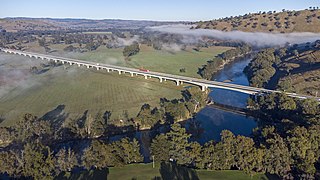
[0,44,231,126]
[76,163,269,180]
[0,54,183,126]
[73,45,232,78]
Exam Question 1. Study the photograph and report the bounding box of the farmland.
[0,44,229,126]
[0,53,184,126]
[24,42,232,78]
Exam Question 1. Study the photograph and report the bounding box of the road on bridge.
[1,48,319,101]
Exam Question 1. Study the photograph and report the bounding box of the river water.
[190,57,258,144]
[131,57,259,161]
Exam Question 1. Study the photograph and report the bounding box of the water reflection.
[191,58,258,142]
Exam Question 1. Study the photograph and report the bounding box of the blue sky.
[1,0,319,21]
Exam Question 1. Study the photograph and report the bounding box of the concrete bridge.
[1,48,319,101]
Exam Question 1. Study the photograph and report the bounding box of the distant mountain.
[195,9,320,33]
[0,17,183,32]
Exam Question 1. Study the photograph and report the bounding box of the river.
[130,57,259,161]
[189,57,258,144]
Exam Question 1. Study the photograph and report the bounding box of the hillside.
[195,8,320,33]
[245,40,320,96]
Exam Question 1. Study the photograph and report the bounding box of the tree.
[82,140,120,169]
[182,86,208,111]
[22,143,55,180]
[135,104,162,128]
[163,100,189,123]
[112,138,143,164]
[199,141,219,169]
[233,135,262,174]
[150,134,170,162]
[218,130,236,169]
[287,126,316,175]
[38,37,46,47]
[264,134,292,177]
[90,112,108,138]
[123,42,140,57]
[0,151,20,177]
[0,127,13,146]
[277,93,296,111]
[188,142,202,167]
[299,98,319,116]
[14,113,53,144]
[55,148,77,173]
[166,123,191,165]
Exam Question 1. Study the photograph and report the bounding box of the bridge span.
[1,48,319,101]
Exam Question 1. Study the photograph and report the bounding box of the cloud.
[161,43,183,52]
[117,35,140,46]
[147,24,320,47]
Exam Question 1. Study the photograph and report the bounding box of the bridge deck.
[1,48,319,101]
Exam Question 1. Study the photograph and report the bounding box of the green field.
[72,45,231,78]
[24,43,231,78]
[0,54,184,126]
[0,44,230,126]
[68,163,269,180]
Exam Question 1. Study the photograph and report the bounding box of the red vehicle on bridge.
[139,68,150,72]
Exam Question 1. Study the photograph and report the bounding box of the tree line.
[244,41,320,88]
[199,44,251,80]
[0,93,319,179]
[150,93,320,179]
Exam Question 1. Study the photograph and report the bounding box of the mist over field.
[148,24,320,47]
[0,54,78,98]
[0,54,40,98]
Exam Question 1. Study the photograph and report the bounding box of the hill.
[244,40,320,96]
[195,8,320,33]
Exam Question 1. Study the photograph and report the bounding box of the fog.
[147,24,320,47]
[161,43,184,52]
[0,54,42,98]
[0,54,80,98]
[117,35,140,46]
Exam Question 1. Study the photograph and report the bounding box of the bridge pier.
[107,69,110,72]
[201,85,207,92]
[77,63,81,67]
[159,78,162,82]
[118,71,122,75]
[96,67,100,70]
[86,65,89,68]
[176,80,180,86]
[130,72,133,77]
[144,75,148,79]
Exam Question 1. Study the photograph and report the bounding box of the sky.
[1,0,319,21]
